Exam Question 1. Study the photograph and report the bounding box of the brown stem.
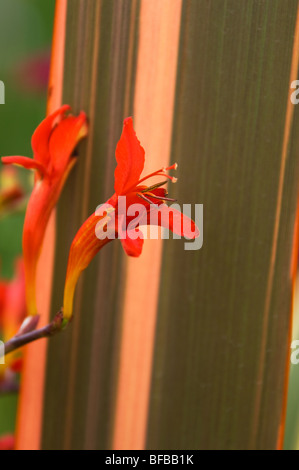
[2,311,65,358]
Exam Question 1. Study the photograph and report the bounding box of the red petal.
[117,212,144,256]
[1,257,26,336]
[48,111,88,174]
[1,156,45,175]
[147,204,199,239]
[31,104,70,166]
[0,282,7,329]
[150,188,167,197]
[63,211,114,320]
[114,117,145,195]
[120,231,144,257]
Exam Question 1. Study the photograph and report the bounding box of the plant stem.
[2,311,65,358]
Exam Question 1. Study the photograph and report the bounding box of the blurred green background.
[0,0,54,437]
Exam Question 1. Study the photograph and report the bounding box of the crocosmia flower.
[1,105,88,316]
[0,258,26,381]
[62,117,199,321]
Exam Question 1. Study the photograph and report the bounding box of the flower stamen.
[135,163,178,187]
[146,192,177,203]
[140,180,168,193]
[137,193,159,206]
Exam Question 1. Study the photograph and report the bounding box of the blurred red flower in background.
[0,433,14,450]
[11,50,50,94]
[0,258,26,383]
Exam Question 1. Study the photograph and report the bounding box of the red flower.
[0,258,26,381]
[62,117,199,321]
[0,434,14,450]
[1,106,88,316]
[13,50,50,94]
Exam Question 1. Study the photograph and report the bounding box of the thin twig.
[2,311,65,358]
